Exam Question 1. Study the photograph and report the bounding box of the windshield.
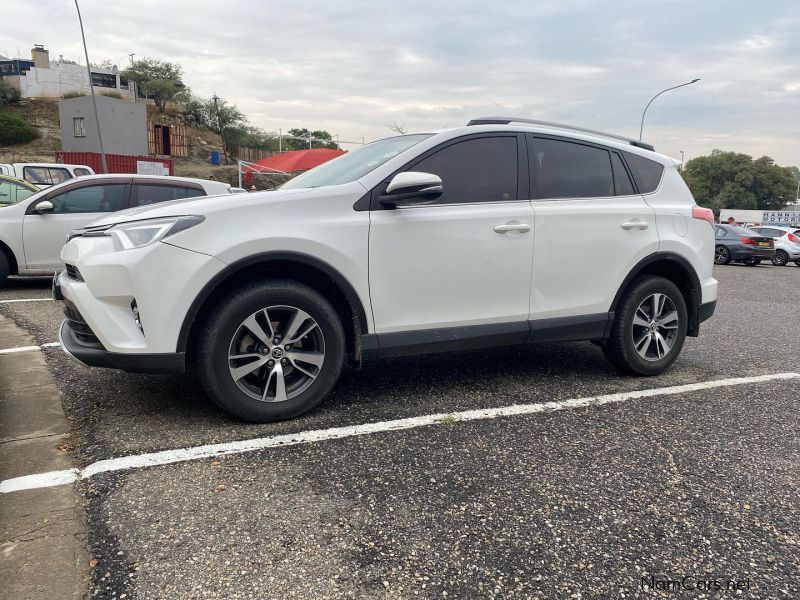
[280,134,432,190]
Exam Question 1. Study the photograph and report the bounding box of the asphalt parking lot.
[1,263,799,598]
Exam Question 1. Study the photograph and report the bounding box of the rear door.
[528,135,660,323]
[22,179,131,269]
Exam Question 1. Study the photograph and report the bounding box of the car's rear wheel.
[772,250,789,266]
[194,280,345,422]
[714,245,731,265]
[603,276,688,376]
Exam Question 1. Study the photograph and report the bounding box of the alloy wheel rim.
[631,293,679,362]
[714,247,727,264]
[228,305,325,402]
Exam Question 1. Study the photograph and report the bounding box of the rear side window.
[531,137,613,199]
[714,227,725,238]
[610,152,635,196]
[47,184,128,213]
[409,137,517,204]
[131,184,205,207]
[622,152,664,193]
[74,168,92,177]
[24,166,72,186]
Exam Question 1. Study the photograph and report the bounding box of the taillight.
[692,206,714,226]
[788,233,799,243]
[740,237,755,245]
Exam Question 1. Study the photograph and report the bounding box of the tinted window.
[409,137,517,204]
[758,228,784,238]
[24,167,71,186]
[611,152,635,196]
[532,138,613,199]
[131,184,205,207]
[74,168,91,177]
[622,151,664,193]
[47,184,128,213]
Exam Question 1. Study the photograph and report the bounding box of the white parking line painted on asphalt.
[0,298,53,304]
[1,371,798,494]
[0,342,60,355]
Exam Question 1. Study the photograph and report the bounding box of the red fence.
[54,151,174,176]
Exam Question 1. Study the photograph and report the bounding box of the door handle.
[493,223,531,234]
[621,219,649,230]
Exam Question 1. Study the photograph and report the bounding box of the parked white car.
[0,174,231,285]
[748,225,800,266]
[0,163,95,187]
[56,118,718,422]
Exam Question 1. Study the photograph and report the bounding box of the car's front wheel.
[194,280,345,422]
[603,276,688,376]
[772,250,789,266]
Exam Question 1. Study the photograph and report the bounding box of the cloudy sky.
[2,1,798,165]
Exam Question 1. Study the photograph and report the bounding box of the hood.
[86,187,311,227]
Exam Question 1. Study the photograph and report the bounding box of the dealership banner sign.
[762,211,800,224]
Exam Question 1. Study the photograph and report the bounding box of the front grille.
[64,264,83,281]
[63,300,103,348]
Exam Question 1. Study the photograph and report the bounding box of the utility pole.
[74,0,107,173]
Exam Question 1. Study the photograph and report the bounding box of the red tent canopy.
[246,148,346,174]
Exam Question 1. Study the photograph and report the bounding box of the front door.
[369,135,534,338]
[527,135,660,321]
[22,181,130,269]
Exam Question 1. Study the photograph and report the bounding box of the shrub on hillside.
[0,79,21,106]
[62,91,86,99]
[0,111,39,145]
[101,91,122,99]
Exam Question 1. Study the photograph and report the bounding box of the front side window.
[47,184,128,213]
[131,184,204,207]
[407,136,518,204]
[622,151,664,194]
[73,117,86,137]
[532,137,613,199]
[281,134,432,190]
[24,167,71,186]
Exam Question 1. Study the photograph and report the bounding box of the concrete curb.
[0,314,88,600]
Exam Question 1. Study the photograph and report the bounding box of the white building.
[0,45,135,100]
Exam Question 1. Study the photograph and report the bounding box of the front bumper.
[59,318,185,373]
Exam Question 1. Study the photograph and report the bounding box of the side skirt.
[362,313,612,360]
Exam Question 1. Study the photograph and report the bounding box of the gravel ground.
[1,263,799,598]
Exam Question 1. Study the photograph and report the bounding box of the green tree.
[284,128,340,150]
[0,111,39,145]
[122,58,187,111]
[681,150,797,212]
[0,79,21,106]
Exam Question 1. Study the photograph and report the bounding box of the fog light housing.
[131,299,144,334]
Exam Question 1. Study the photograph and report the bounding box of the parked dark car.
[714,224,775,266]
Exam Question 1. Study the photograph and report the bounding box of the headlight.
[106,216,205,251]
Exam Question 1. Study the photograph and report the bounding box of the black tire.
[714,245,731,265]
[194,279,345,422]
[0,251,9,288]
[744,258,760,266]
[772,250,789,266]
[603,276,688,376]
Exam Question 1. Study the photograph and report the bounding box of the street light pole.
[639,78,700,140]
[74,0,107,173]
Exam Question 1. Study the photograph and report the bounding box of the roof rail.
[466,117,655,152]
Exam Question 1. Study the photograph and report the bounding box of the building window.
[73,117,86,137]
[90,71,117,88]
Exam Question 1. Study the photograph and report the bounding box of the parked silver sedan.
[748,225,800,266]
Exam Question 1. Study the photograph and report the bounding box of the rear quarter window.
[622,151,664,194]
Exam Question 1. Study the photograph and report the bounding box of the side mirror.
[379,172,443,208]
[34,200,54,214]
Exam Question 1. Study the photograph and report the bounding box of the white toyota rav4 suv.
[55,118,718,422]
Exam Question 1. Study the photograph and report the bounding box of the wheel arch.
[0,238,19,275]
[178,252,370,362]
[610,252,702,337]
